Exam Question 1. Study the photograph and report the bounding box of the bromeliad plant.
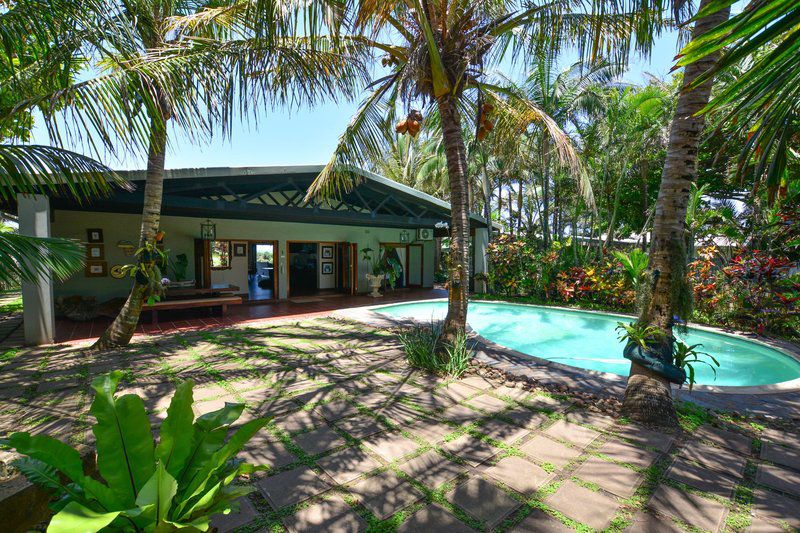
[3,372,267,532]
[673,341,719,391]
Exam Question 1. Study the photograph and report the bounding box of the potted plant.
[615,321,686,385]
[362,247,384,297]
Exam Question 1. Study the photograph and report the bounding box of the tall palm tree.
[90,0,364,349]
[621,0,731,426]
[304,0,664,343]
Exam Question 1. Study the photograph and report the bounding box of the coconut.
[396,119,408,134]
[407,120,421,136]
[477,128,488,141]
[483,103,494,114]
[483,119,494,132]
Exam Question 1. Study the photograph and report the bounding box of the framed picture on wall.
[322,261,333,275]
[87,228,103,243]
[233,242,247,257]
[85,261,107,277]
[86,243,104,259]
[321,245,333,259]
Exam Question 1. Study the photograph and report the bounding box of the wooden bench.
[142,295,242,324]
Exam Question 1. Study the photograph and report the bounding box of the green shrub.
[397,321,474,377]
[3,371,266,532]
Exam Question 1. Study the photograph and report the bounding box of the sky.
[31,29,687,172]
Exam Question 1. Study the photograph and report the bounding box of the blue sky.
[32,30,686,171]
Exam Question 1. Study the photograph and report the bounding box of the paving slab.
[293,425,346,456]
[525,394,570,412]
[363,431,420,462]
[283,496,366,533]
[665,457,738,499]
[316,446,381,484]
[575,456,642,498]
[751,489,800,528]
[760,442,800,471]
[397,504,476,533]
[409,390,455,411]
[761,428,800,450]
[348,471,422,519]
[756,463,800,497]
[503,407,549,429]
[435,382,478,403]
[316,399,360,421]
[495,385,533,403]
[484,456,553,495]
[355,391,393,409]
[679,440,747,477]
[510,509,572,532]
[695,425,753,456]
[563,410,617,430]
[546,480,619,530]
[598,439,661,469]
[625,512,683,533]
[275,409,325,433]
[441,434,500,466]
[404,417,455,443]
[615,423,676,452]
[446,476,520,527]
[544,419,600,448]
[256,466,330,509]
[519,435,582,469]
[459,375,495,390]
[374,402,421,425]
[239,431,296,469]
[398,450,466,489]
[746,516,786,532]
[469,394,510,413]
[477,418,530,444]
[210,497,257,532]
[440,403,483,424]
[334,415,385,440]
[648,484,728,532]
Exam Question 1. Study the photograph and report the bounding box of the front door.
[248,241,276,301]
[336,242,357,295]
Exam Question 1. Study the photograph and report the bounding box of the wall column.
[473,227,489,293]
[18,194,55,345]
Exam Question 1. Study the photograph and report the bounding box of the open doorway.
[379,243,407,289]
[248,241,276,301]
[288,242,318,296]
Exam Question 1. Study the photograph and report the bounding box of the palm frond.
[0,231,85,286]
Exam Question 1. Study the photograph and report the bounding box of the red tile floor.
[54,288,446,345]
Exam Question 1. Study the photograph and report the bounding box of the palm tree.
[677,0,799,205]
[1,0,130,286]
[89,1,364,349]
[621,0,731,426]
[304,0,664,343]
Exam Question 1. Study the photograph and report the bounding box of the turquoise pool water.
[375,301,800,387]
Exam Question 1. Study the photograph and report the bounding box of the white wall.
[318,242,336,290]
[50,210,436,301]
[210,241,248,291]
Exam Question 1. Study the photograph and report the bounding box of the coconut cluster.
[396,109,423,137]
[476,102,494,141]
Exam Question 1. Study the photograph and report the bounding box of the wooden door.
[407,244,423,286]
[194,239,211,288]
[337,242,357,295]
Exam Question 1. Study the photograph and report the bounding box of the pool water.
[375,301,800,387]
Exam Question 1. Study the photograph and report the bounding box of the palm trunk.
[437,95,470,344]
[516,180,523,234]
[93,114,168,350]
[541,137,550,247]
[621,0,731,426]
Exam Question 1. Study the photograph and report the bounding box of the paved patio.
[1,316,798,532]
[51,288,446,345]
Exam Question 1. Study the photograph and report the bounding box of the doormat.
[289,297,325,303]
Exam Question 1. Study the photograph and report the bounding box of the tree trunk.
[622,0,731,426]
[541,137,550,247]
[437,95,470,344]
[516,180,523,235]
[92,114,168,350]
[641,160,649,250]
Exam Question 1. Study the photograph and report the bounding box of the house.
[15,165,490,344]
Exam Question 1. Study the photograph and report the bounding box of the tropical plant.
[615,321,666,350]
[303,0,671,347]
[169,253,189,283]
[397,320,473,377]
[673,341,719,391]
[3,371,266,531]
[677,0,800,204]
[622,0,732,428]
[613,249,649,291]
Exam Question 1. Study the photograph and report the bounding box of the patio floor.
[1,316,798,532]
[52,287,447,345]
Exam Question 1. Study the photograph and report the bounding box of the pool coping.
[341,298,800,396]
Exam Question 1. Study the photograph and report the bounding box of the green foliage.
[397,321,474,377]
[673,341,719,391]
[615,321,665,350]
[0,225,85,287]
[3,372,266,532]
[169,253,189,282]
[612,249,648,290]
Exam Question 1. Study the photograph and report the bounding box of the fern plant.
[673,341,719,391]
[615,321,666,350]
[3,372,266,531]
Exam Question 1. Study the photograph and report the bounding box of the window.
[210,240,231,269]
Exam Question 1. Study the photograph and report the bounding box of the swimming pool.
[375,300,800,387]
